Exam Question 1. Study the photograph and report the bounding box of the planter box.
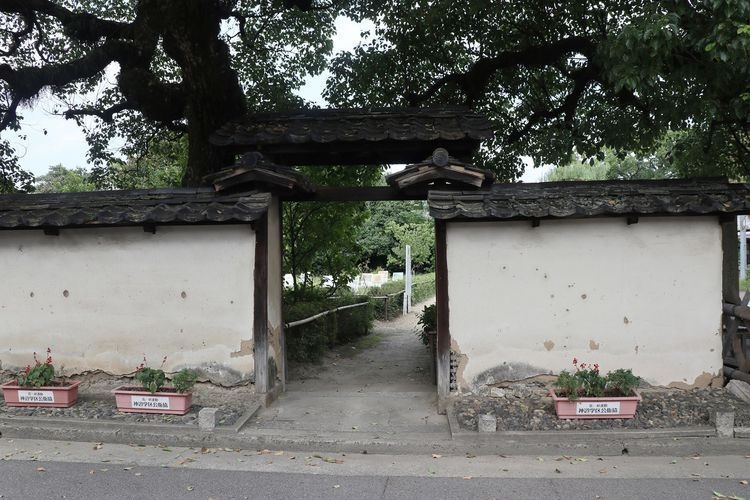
[1,380,81,408]
[549,389,642,419]
[112,386,192,415]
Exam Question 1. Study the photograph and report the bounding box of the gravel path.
[0,398,247,427]
[455,381,750,431]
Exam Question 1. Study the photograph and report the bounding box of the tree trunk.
[145,0,246,186]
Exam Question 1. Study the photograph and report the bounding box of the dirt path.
[287,297,436,391]
[248,297,447,435]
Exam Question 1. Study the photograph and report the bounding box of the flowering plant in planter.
[112,356,198,415]
[1,348,81,408]
[550,358,642,419]
[17,348,56,387]
[555,358,640,400]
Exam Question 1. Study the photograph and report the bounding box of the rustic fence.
[722,297,750,380]
[284,300,373,363]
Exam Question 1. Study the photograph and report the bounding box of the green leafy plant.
[416,304,437,345]
[171,368,198,393]
[134,356,197,394]
[554,358,640,401]
[17,348,55,387]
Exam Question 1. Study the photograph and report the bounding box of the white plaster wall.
[446,217,723,390]
[0,225,255,384]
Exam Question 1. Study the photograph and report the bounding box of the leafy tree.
[283,165,381,296]
[329,1,750,179]
[0,0,337,187]
[91,137,186,189]
[385,218,434,273]
[2,1,749,188]
[35,164,95,192]
[0,136,33,192]
[357,200,428,271]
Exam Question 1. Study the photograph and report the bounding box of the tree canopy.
[1,1,749,190]
[328,1,750,179]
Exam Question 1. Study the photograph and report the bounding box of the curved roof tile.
[429,179,750,220]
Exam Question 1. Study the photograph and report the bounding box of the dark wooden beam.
[281,186,428,202]
[229,138,480,166]
[722,218,741,305]
[253,213,270,399]
[435,219,451,413]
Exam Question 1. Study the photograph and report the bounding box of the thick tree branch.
[0,10,34,56]
[0,0,134,41]
[506,68,595,145]
[406,36,598,106]
[0,39,135,99]
[62,101,135,122]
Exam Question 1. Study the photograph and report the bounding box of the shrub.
[369,272,435,320]
[284,289,373,363]
[416,304,437,345]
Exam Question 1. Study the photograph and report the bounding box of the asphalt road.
[1,460,747,500]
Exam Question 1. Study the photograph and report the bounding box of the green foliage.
[171,368,198,394]
[0,1,338,183]
[357,200,430,271]
[328,1,750,180]
[5,2,750,183]
[31,138,185,194]
[17,348,55,387]
[35,164,96,193]
[134,367,167,394]
[606,368,641,397]
[368,273,435,320]
[283,289,373,363]
[283,166,382,294]
[385,218,435,272]
[90,137,186,190]
[416,303,437,346]
[543,135,687,183]
[554,358,640,401]
[1,138,34,193]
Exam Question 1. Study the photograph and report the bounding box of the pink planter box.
[549,389,642,419]
[112,386,192,415]
[1,380,81,408]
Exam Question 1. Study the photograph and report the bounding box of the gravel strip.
[0,399,246,427]
[455,382,750,432]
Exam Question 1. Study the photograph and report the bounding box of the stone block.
[713,411,735,438]
[478,413,497,433]
[198,407,221,431]
[490,388,506,398]
[727,379,750,404]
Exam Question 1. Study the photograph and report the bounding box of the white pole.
[740,215,747,282]
[403,245,412,314]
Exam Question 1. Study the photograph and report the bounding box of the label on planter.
[131,395,170,410]
[576,401,621,415]
[18,390,55,403]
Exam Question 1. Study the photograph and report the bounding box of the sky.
[4,16,551,183]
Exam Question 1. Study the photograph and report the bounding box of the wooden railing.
[285,301,369,329]
[369,289,405,321]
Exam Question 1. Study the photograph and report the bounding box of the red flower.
[572,357,578,366]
